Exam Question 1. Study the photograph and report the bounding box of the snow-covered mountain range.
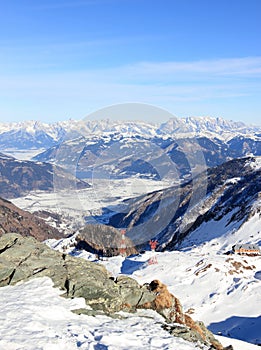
[0,116,260,152]
[1,116,261,184]
[31,131,261,186]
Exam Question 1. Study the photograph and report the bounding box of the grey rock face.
[0,233,152,314]
[115,275,155,310]
[0,233,122,312]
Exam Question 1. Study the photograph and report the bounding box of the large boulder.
[139,279,229,350]
[76,224,137,257]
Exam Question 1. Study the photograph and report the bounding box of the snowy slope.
[105,156,261,250]
[0,275,260,349]
[73,202,261,345]
[0,277,210,350]
[3,196,260,349]
[98,239,261,346]
[46,209,261,347]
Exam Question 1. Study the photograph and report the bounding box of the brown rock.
[140,279,226,350]
[76,224,137,257]
[139,279,185,324]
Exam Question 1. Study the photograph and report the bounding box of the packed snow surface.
[0,270,260,349]
[0,277,208,350]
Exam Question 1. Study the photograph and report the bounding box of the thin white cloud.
[0,57,260,122]
[0,69,256,102]
[116,57,261,81]
[0,57,261,96]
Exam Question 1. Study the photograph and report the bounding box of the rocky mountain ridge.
[0,197,62,241]
[33,132,261,183]
[0,153,90,199]
[107,156,261,250]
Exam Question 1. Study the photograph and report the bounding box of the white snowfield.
[0,277,208,350]
[0,272,259,349]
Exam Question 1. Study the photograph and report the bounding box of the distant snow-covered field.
[12,178,172,232]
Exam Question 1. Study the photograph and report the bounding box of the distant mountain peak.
[0,116,260,158]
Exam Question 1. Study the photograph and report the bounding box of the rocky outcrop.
[0,233,231,349]
[0,197,62,240]
[0,233,154,313]
[76,224,137,257]
[139,280,229,350]
[140,279,185,323]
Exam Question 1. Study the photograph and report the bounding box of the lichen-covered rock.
[115,275,155,310]
[0,233,126,313]
[163,324,206,345]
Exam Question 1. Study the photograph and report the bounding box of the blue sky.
[0,0,260,124]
